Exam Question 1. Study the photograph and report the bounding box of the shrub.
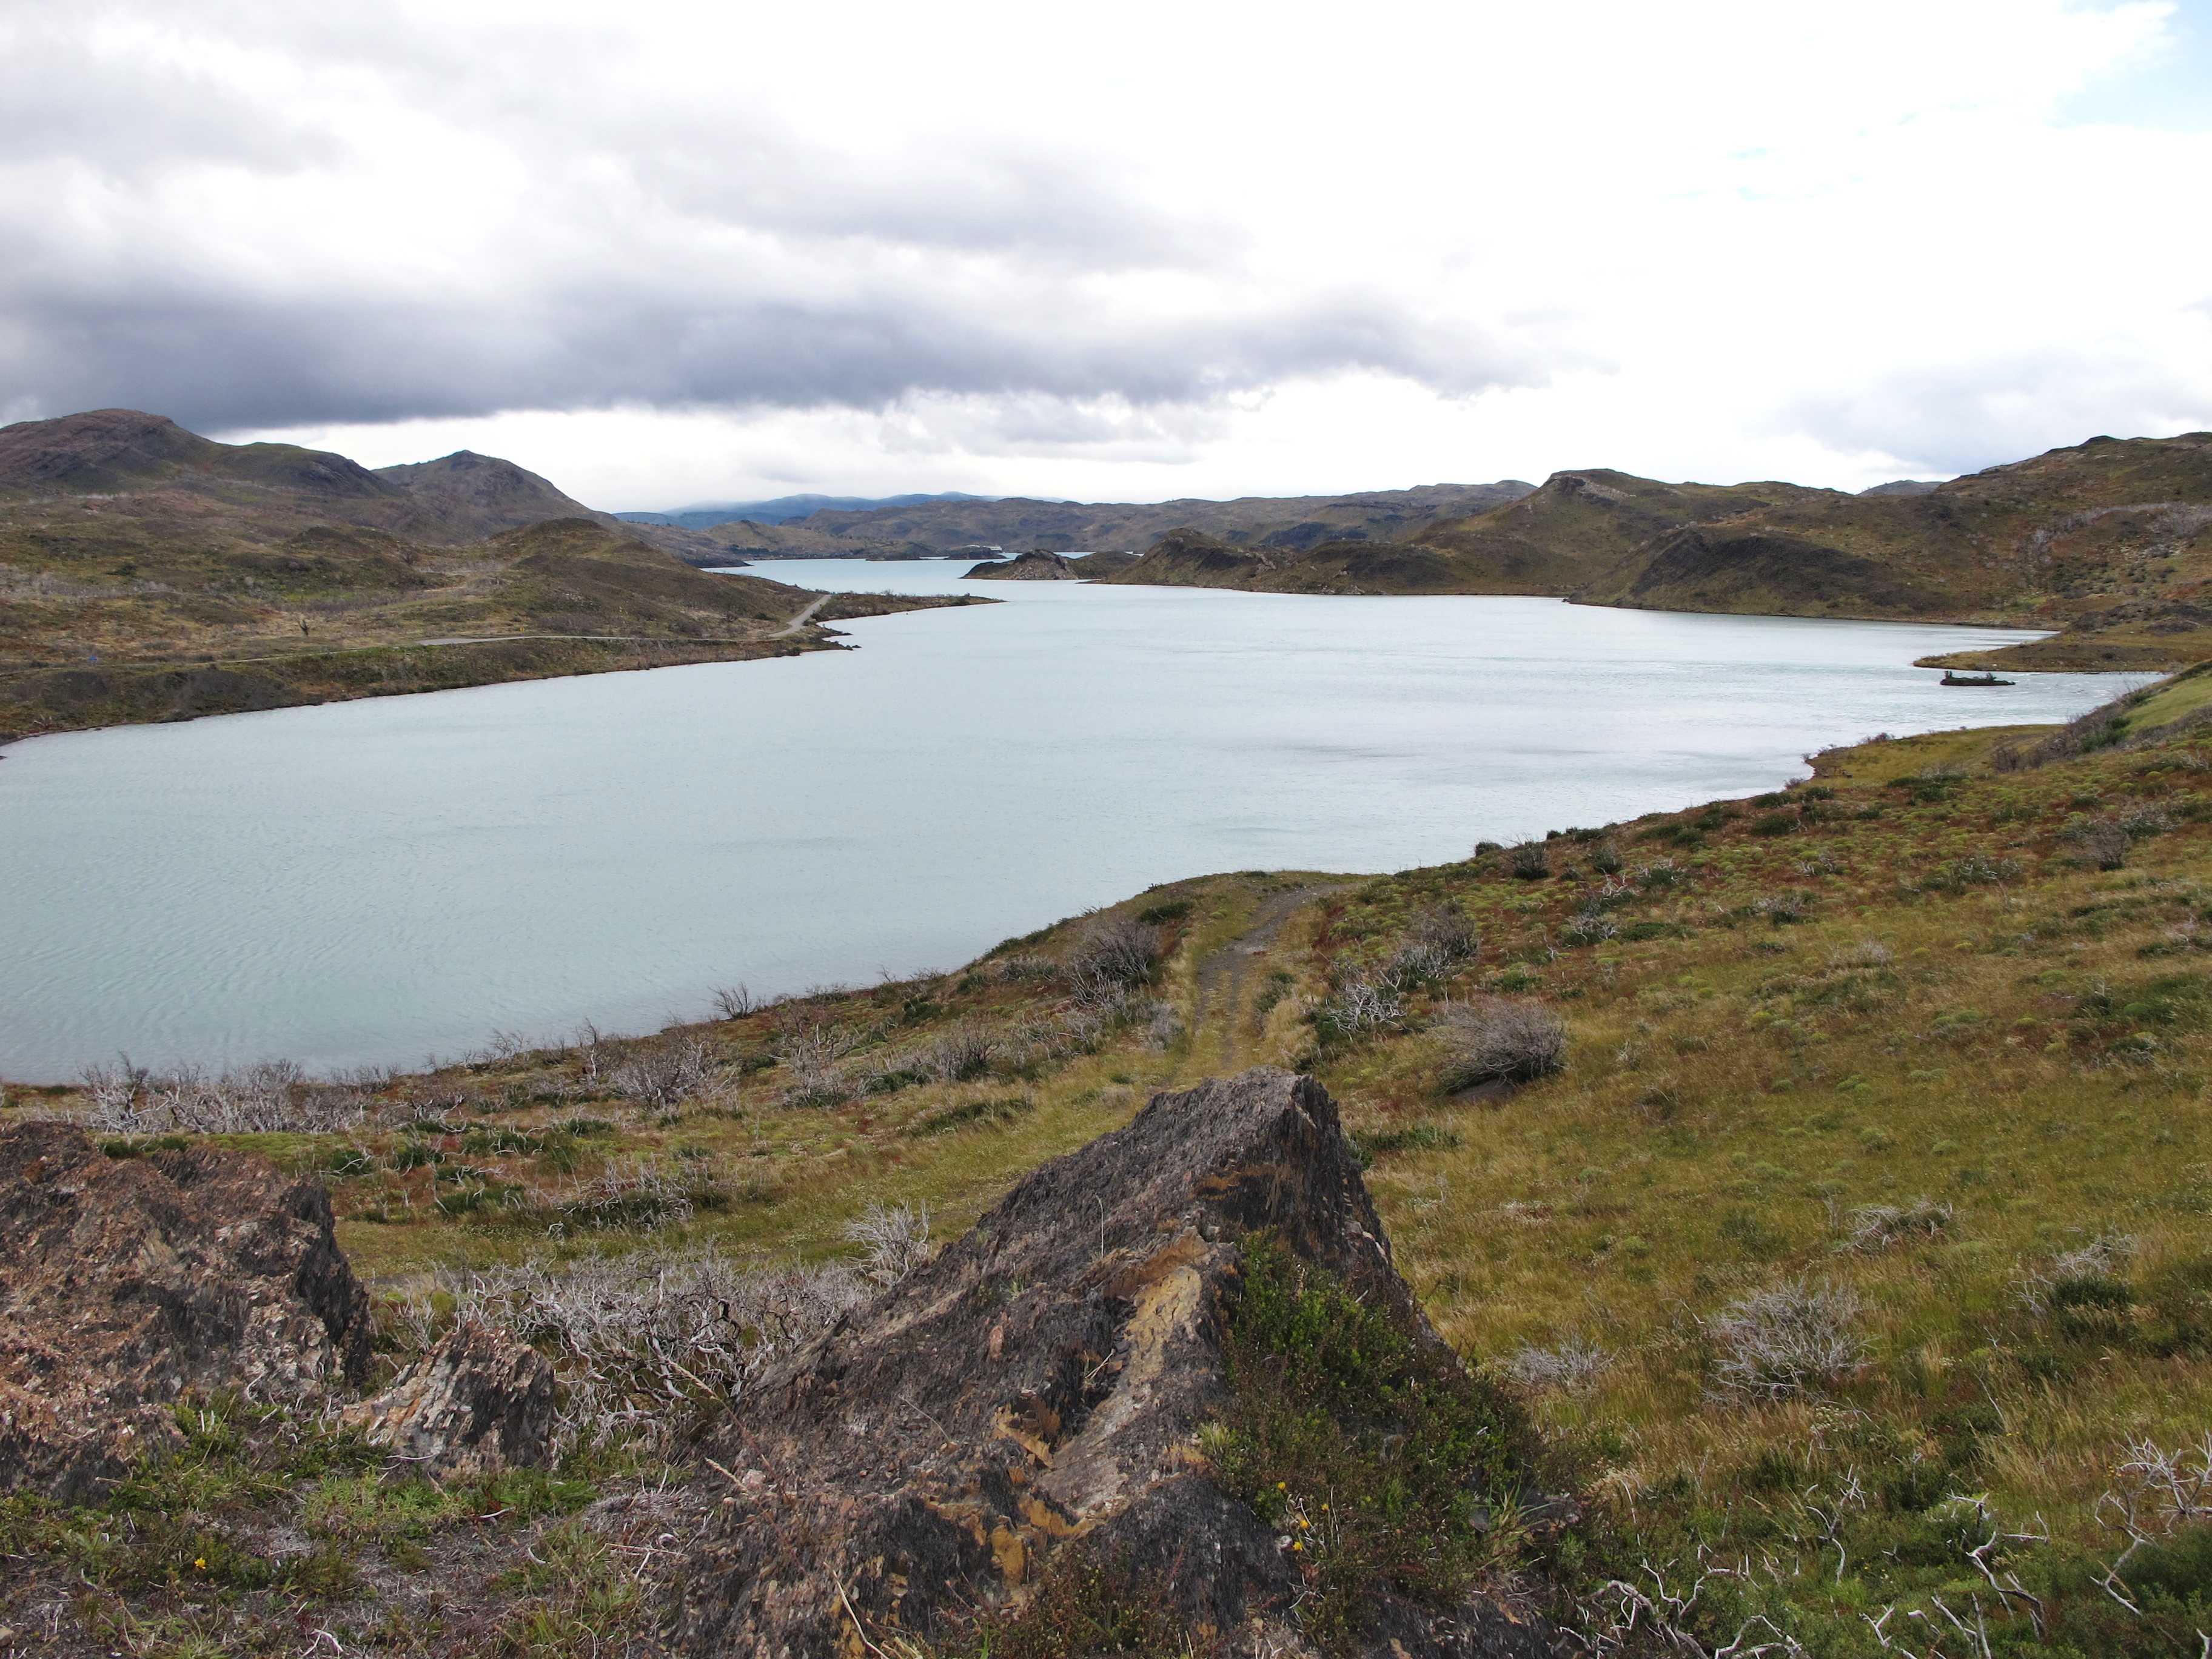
[2069,819,2132,871]
[78,1056,364,1135]
[607,1036,712,1107]
[1635,858,1683,890]
[1503,1336,1609,1392]
[842,1201,933,1285]
[1401,903,1481,970]
[1843,1197,1952,1252]
[1560,905,1618,947]
[446,1248,861,1452]
[1930,853,2021,890]
[1435,998,1567,1090]
[1316,970,1407,1040]
[1709,1279,1866,1398]
[1208,1236,1536,1647]
[1587,838,1625,876]
[2121,805,2175,839]
[1134,898,1192,926]
[1508,841,1550,880]
[925,1027,996,1083]
[556,1159,709,1232]
[1064,914,1162,999]
[1755,890,1812,926]
[710,983,759,1021]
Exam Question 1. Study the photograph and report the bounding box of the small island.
[963,548,1139,580]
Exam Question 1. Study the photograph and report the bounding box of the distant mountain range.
[617,492,998,529]
[649,480,1543,565]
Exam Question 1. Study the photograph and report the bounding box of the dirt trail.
[773,592,832,637]
[1192,882,1355,1066]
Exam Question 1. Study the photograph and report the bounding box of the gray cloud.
[0,5,1536,434]
[3,264,1527,434]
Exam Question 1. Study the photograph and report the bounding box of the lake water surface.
[0,561,2148,1079]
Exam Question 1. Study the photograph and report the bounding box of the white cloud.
[4,0,2208,504]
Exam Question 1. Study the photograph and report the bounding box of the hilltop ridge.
[1104,432,2212,668]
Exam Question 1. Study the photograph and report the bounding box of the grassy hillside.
[7,672,2208,1652]
[1107,434,2212,673]
[0,410,985,742]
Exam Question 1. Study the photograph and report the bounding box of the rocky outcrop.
[343,1319,555,1479]
[0,1121,372,1500]
[964,549,1082,580]
[668,1068,1555,1658]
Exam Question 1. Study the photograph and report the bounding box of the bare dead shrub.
[925,1027,996,1082]
[608,1034,713,1108]
[842,1201,934,1285]
[1435,997,1568,1089]
[2069,819,2131,870]
[1144,1000,1184,1050]
[1828,939,1893,970]
[1402,903,1481,968]
[1842,1197,1952,1253]
[558,1158,703,1232]
[990,953,1057,982]
[446,1248,862,1452]
[1505,1335,1610,1392]
[79,1056,363,1134]
[1560,905,1619,947]
[711,983,760,1020]
[1709,1279,1865,1398]
[1064,913,1162,999]
[2016,1231,2136,1316]
[1318,970,1407,1040]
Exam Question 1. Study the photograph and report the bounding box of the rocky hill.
[0,411,977,742]
[1107,433,2212,668]
[963,548,1138,580]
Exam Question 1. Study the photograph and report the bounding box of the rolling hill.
[0,411,973,742]
[1105,433,2212,668]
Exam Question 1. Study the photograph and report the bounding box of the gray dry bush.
[2016,1231,2137,1316]
[1063,913,1162,1003]
[1708,1279,1866,1399]
[608,1034,714,1108]
[925,1027,995,1083]
[1435,997,1569,1089]
[78,1056,366,1134]
[842,1200,934,1286]
[1842,1196,1952,1253]
[1506,1335,1610,1392]
[437,1250,863,1453]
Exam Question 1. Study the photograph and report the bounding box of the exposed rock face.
[669,1068,1553,1658]
[0,1121,372,1500]
[343,1319,555,1480]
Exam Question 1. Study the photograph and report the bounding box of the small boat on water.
[1941,671,2014,686]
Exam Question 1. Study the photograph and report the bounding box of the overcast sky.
[5,1,2210,509]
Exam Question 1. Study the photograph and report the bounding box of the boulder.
[343,1318,555,1480]
[0,1120,372,1500]
[668,1068,1557,1657]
